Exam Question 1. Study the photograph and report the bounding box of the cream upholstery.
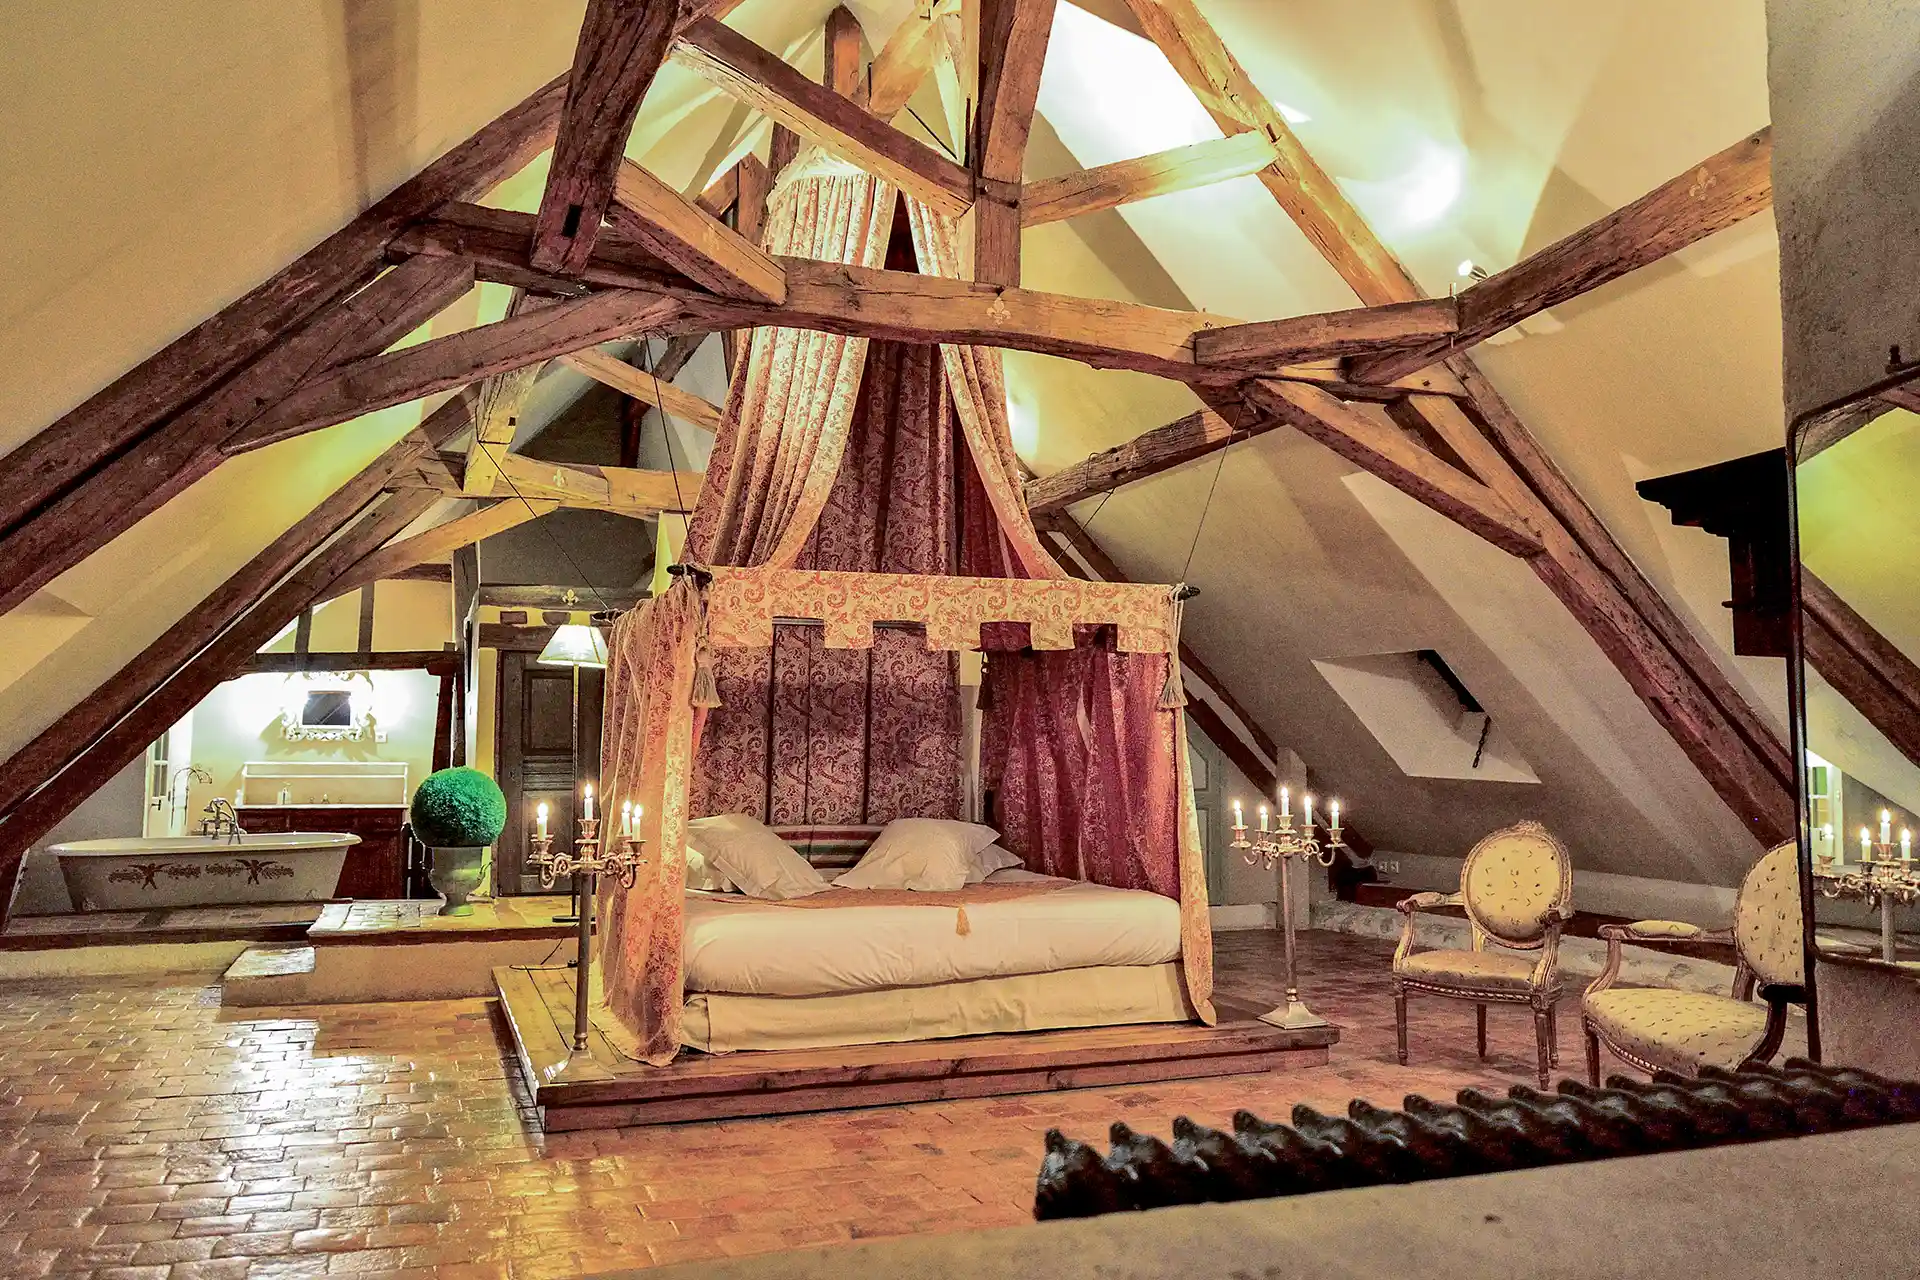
[1582,989,1770,1077]
[1581,843,1804,1082]
[1398,949,1538,994]
[1392,821,1574,1088]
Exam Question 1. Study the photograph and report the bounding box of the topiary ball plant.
[410,767,507,849]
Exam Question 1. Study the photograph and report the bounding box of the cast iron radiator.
[1033,1060,1920,1220]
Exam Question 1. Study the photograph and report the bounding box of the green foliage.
[410,767,507,848]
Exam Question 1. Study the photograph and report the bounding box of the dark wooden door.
[495,651,604,894]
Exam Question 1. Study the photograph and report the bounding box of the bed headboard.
[773,825,884,871]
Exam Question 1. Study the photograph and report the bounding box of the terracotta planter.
[428,846,486,916]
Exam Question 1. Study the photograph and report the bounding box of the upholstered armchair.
[1393,820,1574,1088]
[1581,842,1806,1083]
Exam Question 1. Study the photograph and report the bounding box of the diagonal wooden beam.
[1022,132,1278,227]
[1802,570,1920,770]
[868,0,959,119]
[0,255,477,618]
[0,73,562,545]
[1353,127,1775,384]
[1121,0,1419,306]
[0,395,472,825]
[1245,380,1542,557]
[1024,405,1274,514]
[607,159,786,303]
[224,288,686,455]
[652,332,711,381]
[463,290,555,497]
[328,499,560,600]
[530,0,679,274]
[559,347,724,432]
[972,0,1056,285]
[824,5,868,105]
[1128,0,1794,843]
[1196,297,1459,372]
[674,17,974,216]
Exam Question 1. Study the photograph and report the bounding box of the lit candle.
[1882,809,1893,845]
[536,801,549,840]
[621,800,633,838]
[1330,800,1341,833]
[1258,804,1269,833]
[1303,794,1315,829]
[1279,787,1290,819]
[583,784,595,823]
[1862,826,1874,862]
[1232,799,1244,830]
[1904,830,1912,864]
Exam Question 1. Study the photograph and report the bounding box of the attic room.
[3,1,1918,1276]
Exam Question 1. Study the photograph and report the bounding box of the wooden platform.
[495,964,1338,1131]
[1,903,322,950]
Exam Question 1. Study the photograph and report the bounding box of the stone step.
[220,944,318,1006]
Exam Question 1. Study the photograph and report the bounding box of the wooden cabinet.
[239,806,416,900]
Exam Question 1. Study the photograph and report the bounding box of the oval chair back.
[1459,820,1574,952]
[1733,842,1804,992]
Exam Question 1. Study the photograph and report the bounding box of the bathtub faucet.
[198,798,246,844]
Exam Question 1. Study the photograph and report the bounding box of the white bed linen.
[682,869,1180,996]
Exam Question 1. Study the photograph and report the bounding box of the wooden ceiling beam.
[1245,380,1541,557]
[0,396,470,826]
[1802,570,1920,771]
[824,5,868,105]
[867,0,959,119]
[328,499,560,601]
[0,74,564,546]
[1121,0,1421,306]
[1024,404,1274,514]
[0,254,476,618]
[559,346,724,432]
[674,16,974,216]
[607,158,786,303]
[223,288,685,455]
[487,453,703,515]
[530,0,679,274]
[1353,127,1775,384]
[463,289,554,497]
[1196,297,1459,372]
[1022,132,1278,227]
[651,331,711,382]
[972,0,1056,285]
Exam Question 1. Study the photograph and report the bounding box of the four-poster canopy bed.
[494,150,1335,1127]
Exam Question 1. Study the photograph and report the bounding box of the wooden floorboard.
[496,963,1337,1130]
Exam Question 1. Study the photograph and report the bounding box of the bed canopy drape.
[597,149,1214,1065]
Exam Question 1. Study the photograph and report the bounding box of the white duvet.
[682,869,1181,996]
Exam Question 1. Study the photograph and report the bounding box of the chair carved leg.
[1584,1021,1601,1086]
[1546,1002,1560,1067]
[1532,1004,1552,1088]
[1393,987,1409,1065]
[1475,1004,1487,1060]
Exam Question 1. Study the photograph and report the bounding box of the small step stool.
[221,945,318,1006]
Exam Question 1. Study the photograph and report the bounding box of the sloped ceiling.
[0,0,1811,882]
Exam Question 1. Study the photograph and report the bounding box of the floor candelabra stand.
[529,809,646,1053]
[1231,790,1346,1031]
[1814,816,1918,962]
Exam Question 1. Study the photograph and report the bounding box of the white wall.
[14,757,146,916]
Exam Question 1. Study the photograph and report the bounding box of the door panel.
[495,652,604,894]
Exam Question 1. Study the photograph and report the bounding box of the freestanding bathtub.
[50,833,360,910]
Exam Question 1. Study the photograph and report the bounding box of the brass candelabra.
[529,802,647,1052]
[1813,815,1918,962]
[1231,789,1345,1030]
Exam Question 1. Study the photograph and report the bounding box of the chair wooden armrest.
[1392,892,1462,968]
[1586,922,1735,996]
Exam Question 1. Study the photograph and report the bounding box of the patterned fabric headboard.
[773,825,885,871]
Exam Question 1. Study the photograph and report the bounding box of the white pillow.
[686,814,827,900]
[965,843,1024,884]
[684,844,735,893]
[836,818,1000,891]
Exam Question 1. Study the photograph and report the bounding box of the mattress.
[681,962,1193,1053]
[683,869,1181,996]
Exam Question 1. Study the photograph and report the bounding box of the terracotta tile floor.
[0,931,1613,1278]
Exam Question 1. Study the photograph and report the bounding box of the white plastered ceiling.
[0,0,1805,884]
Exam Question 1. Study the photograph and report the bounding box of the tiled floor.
[0,931,1620,1278]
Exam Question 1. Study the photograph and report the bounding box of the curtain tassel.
[689,580,723,709]
[1160,588,1190,709]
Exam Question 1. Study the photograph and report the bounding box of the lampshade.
[537,622,608,668]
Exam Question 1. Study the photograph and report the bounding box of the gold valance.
[702,567,1180,653]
